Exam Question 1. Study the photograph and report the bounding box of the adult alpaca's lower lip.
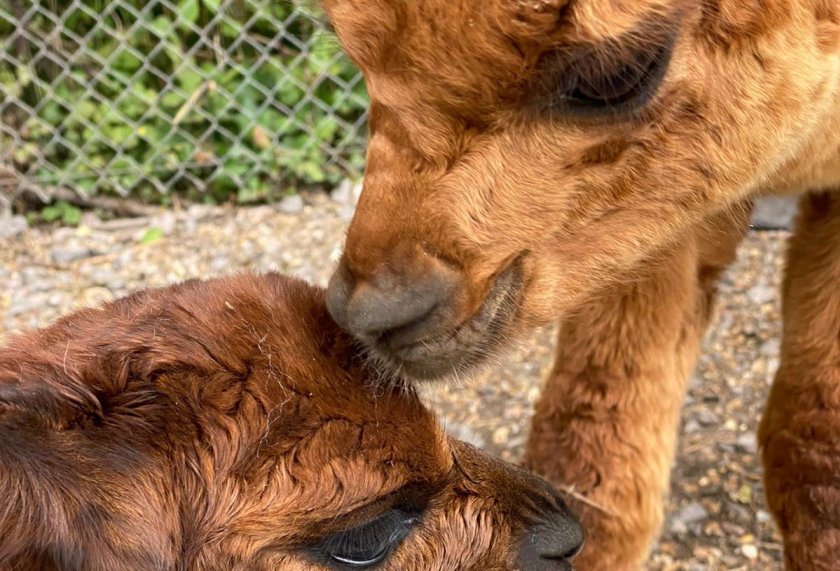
[366,263,523,381]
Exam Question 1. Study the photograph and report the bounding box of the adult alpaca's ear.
[699,0,795,46]
[320,0,403,70]
[494,0,571,43]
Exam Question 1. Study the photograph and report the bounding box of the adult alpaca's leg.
[525,206,749,570]
[760,191,840,570]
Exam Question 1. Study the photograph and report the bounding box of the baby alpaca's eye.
[317,509,420,569]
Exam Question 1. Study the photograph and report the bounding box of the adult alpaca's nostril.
[327,255,524,380]
[325,265,354,330]
[326,259,458,344]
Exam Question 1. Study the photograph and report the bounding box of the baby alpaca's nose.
[518,488,584,570]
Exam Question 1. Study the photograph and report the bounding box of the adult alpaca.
[322,1,840,569]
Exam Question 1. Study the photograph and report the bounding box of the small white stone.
[492,426,510,446]
[683,419,702,434]
[0,215,28,239]
[741,544,759,560]
[152,211,178,234]
[760,338,780,357]
[736,433,758,455]
[676,502,709,524]
[747,284,775,305]
[330,178,354,204]
[278,194,304,214]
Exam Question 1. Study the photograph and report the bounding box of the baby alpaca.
[0,273,582,570]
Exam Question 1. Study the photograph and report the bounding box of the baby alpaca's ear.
[0,360,102,430]
[0,371,170,571]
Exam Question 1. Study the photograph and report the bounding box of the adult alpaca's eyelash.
[530,17,680,118]
[565,36,674,106]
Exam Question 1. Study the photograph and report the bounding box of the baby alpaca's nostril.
[519,511,584,570]
[534,522,585,561]
[554,536,584,561]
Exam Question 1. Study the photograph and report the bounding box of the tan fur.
[324,0,840,568]
[0,273,581,570]
[759,192,840,571]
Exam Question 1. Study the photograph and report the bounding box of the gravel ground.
[0,191,786,570]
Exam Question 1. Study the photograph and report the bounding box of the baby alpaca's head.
[0,273,581,570]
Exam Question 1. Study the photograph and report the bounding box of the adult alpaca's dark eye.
[563,39,674,109]
[317,509,420,569]
[533,26,678,115]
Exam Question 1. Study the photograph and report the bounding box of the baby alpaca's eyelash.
[315,508,421,569]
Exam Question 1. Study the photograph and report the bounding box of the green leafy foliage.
[37,201,84,226]
[139,227,164,245]
[1,0,368,204]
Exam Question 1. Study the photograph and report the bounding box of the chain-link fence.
[0,0,368,215]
